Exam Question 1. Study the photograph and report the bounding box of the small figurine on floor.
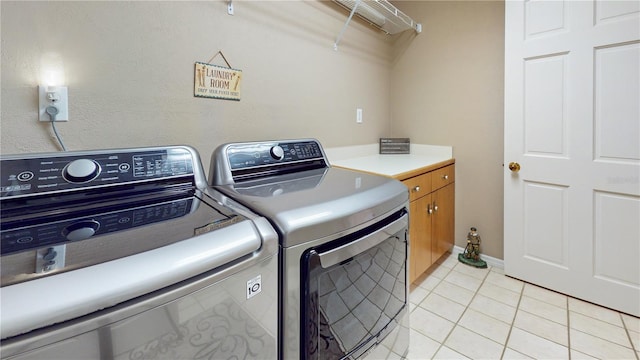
[458,227,488,268]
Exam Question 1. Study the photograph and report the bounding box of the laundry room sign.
[194,51,242,101]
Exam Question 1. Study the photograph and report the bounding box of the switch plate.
[39,86,69,121]
[356,108,363,123]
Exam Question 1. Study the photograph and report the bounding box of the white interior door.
[504,0,640,316]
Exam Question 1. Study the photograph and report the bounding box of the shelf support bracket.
[333,0,362,51]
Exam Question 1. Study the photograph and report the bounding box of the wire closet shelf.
[333,0,422,50]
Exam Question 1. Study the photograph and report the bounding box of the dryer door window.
[300,211,408,360]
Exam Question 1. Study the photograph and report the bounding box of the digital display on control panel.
[132,152,190,178]
[286,142,323,160]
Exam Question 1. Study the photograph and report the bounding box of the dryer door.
[300,210,409,360]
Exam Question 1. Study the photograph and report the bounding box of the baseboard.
[453,245,504,269]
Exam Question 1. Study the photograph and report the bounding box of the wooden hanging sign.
[194,51,242,101]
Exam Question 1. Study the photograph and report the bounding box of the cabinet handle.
[427,204,433,214]
[442,174,449,180]
[433,202,438,212]
[412,186,420,192]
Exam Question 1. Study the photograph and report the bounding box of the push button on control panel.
[17,171,34,182]
[118,163,131,172]
[62,159,101,183]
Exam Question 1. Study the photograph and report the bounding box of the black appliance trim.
[299,208,408,360]
[231,159,327,182]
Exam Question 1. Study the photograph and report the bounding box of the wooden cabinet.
[397,161,455,284]
[409,193,433,281]
[432,182,454,262]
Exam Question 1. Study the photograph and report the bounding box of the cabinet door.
[409,194,432,283]
[432,183,455,262]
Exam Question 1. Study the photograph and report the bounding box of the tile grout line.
[506,280,636,355]
[437,263,494,359]
[410,256,474,358]
[411,256,640,360]
[510,303,574,350]
[425,260,453,358]
[568,308,639,352]
[432,265,479,359]
[432,263,520,358]
[410,259,449,358]
[479,266,512,359]
[499,278,524,360]
[620,312,640,360]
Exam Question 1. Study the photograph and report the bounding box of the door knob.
[508,162,521,172]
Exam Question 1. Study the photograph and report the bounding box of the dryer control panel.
[226,140,325,170]
[211,139,329,184]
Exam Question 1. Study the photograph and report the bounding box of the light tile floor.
[408,253,640,360]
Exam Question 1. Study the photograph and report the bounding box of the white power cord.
[45,105,67,151]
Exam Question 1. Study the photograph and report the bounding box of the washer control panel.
[227,140,325,170]
[0,147,195,199]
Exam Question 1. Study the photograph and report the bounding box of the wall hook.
[227,0,234,15]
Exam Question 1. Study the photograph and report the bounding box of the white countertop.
[325,144,453,177]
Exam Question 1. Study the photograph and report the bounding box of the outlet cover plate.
[39,86,69,121]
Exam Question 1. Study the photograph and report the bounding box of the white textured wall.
[391,1,505,259]
[2,0,507,260]
[1,1,393,173]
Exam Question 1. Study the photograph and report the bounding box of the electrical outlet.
[39,86,69,121]
[356,108,363,123]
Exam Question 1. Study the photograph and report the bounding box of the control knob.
[270,146,285,160]
[62,159,101,183]
[62,220,101,242]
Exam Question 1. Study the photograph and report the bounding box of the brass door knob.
[508,162,521,172]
